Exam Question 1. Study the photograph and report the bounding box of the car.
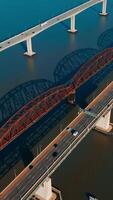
[71,129,79,136]
[66,127,79,136]
[40,22,48,27]
[29,164,33,169]
[52,151,58,157]
[53,143,58,148]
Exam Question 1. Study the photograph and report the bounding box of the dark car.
[52,151,58,157]
[66,127,79,136]
[29,164,33,169]
[53,143,58,148]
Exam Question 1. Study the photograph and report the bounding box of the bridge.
[0,46,113,151]
[0,0,107,56]
[0,82,113,200]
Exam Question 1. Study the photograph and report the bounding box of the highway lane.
[0,114,103,200]
[2,114,112,199]
[2,134,75,199]
[1,82,113,200]
[88,90,113,115]
[1,114,95,200]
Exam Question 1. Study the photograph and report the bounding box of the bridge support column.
[95,110,112,134]
[100,0,108,16]
[68,15,77,33]
[67,93,76,104]
[35,178,57,200]
[24,37,35,56]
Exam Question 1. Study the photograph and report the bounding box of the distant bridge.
[0,0,107,56]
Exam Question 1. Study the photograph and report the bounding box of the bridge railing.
[0,0,106,53]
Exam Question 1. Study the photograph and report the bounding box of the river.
[0,0,113,199]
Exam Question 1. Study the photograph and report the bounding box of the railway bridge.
[0,48,113,150]
[0,46,113,151]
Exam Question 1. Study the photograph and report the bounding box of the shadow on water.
[60,21,70,30]
[0,100,73,179]
[20,41,27,51]
[0,27,113,182]
[76,80,97,108]
[0,79,54,126]
[0,48,99,126]
[97,27,113,50]
[19,142,34,167]
[54,48,99,84]
[76,61,113,108]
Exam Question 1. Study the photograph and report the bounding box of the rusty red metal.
[0,47,113,150]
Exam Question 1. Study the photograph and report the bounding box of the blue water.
[0,0,113,199]
[0,0,88,41]
[0,1,113,95]
[0,0,113,99]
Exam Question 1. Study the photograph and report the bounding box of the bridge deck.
[0,0,103,52]
[0,82,113,200]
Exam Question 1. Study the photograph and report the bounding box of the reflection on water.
[26,56,37,73]
[99,15,108,31]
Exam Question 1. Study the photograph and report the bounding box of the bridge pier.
[33,178,59,200]
[24,37,35,56]
[67,93,76,104]
[68,15,77,33]
[100,0,108,16]
[95,110,112,134]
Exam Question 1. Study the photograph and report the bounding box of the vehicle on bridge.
[66,127,79,136]
[0,82,112,200]
[52,151,58,157]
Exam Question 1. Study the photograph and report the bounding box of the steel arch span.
[0,47,113,151]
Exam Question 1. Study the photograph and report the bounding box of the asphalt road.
[1,83,113,200]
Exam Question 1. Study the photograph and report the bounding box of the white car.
[66,127,79,136]
[40,22,48,27]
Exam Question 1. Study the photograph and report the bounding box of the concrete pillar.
[68,15,77,33]
[27,178,62,200]
[67,93,76,104]
[95,110,112,133]
[35,178,55,200]
[24,37,35,56]
[100,0,108,16]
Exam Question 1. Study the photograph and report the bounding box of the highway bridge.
[0,47,113,151]
[0,82,113,200]
[0,0,107,55]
